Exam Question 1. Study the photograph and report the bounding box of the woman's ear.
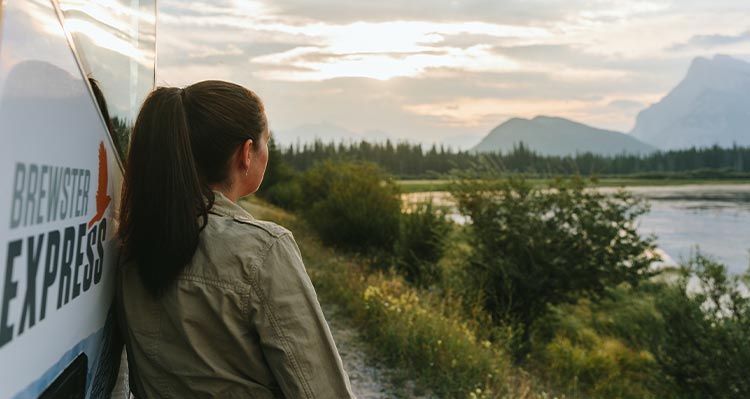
[241,138,254,171]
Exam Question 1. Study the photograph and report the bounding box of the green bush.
[301,161,401,252]
[531,252,750,399]
[450,174,657,355]
[532,285,667,399]
[651,252,750,398]
[396,201,451,287]
[534,283,666,351]
[263,178,303,210]
[543,329,658,399]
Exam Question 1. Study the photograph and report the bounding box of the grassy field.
[397,178,750,193]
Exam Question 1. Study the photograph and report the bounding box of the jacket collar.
[208,191,256,221]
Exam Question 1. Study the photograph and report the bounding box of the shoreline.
[398,178,750,193]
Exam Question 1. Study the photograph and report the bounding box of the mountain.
[472,116,655,156]
[631,55,750,150]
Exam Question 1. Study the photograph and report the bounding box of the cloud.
[669,30,750,51]
[251,44,521,81]
[264,0,572,25]
[155,0,750,144]
[394,67,658,105]
[244,20,549,81]
[403,97,592,128]
[401,93,657,131]
[608,99,644,110]
[263,0,673,27]
[159,2,549,82]
[492,44,606,65]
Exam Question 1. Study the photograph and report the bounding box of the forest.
[276,138,750,179]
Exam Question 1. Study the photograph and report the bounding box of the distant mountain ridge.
[630,55,750,150]
[472,116,655,156]
[275,123,391,147]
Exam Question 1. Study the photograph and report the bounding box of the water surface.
[622,184,750,275]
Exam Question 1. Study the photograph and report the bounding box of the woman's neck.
[208,183,241,203]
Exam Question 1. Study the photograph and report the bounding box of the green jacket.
[118,192,354,398]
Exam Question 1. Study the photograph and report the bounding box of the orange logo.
[88,141,111,228]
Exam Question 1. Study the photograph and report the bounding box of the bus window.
[39,354,88,399]
[55,0,156,162]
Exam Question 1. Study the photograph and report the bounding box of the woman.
[117,80,354,398]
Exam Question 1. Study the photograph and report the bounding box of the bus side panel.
[0,1,123,397]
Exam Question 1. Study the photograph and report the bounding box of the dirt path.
[322,304,435,399]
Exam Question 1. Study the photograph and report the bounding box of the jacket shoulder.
[231,215,290,239]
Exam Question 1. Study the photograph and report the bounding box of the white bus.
[0,0,156,397]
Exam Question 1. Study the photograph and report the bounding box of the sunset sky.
[157,0,750,148]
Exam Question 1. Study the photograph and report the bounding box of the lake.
[403,184,750,275]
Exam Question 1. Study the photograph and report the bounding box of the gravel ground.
[322,304,435,399]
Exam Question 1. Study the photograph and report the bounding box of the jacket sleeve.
[249,232,355,399]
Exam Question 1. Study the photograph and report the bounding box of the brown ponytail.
[119,81,267,297]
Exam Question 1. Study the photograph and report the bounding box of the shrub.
[543,330,657,399]
[301,161,401,252]
[396,201,452,287]
[532,286,666,399]
[651,251,750,398]
[262,178,303,210]
[450,174,658,355]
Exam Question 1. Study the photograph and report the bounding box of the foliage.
[531,285,667,399]
[244,199,558,399]
[531,252,750,399]
[300,161,401,253]
[396,201,452,287]
[261,178,304,210]
[361,277,509,398]
[542,331,657,399]
[450,174,658,355]
[651,251,750,398]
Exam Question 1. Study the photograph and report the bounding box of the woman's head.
[120,80,268,297]
[181,80,269,194]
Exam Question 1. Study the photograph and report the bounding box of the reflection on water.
[403,184,750,275]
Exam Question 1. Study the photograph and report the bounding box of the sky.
[156,0,750,149]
